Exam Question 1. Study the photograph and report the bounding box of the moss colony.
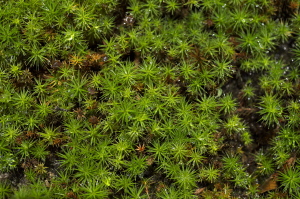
[0,0,300,198]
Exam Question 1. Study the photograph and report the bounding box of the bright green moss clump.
[0,0,300,198]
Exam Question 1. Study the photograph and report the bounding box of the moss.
[0,0,300,198]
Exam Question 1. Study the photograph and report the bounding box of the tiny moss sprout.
[219,94,237,115]
[31,143,49,161]
[0,182,12,199]
[258,93,283,127]
[255,150,275,176]
[222,153,243,176]
[224,114,247,135]
[200,164,220,183]
[171,165,198,191]
[80,179,110,199]
[279,167,300,195]
[238,30,263,56]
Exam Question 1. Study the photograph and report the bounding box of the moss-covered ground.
[0,0,300,198]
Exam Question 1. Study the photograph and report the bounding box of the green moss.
[1,0,300,198]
